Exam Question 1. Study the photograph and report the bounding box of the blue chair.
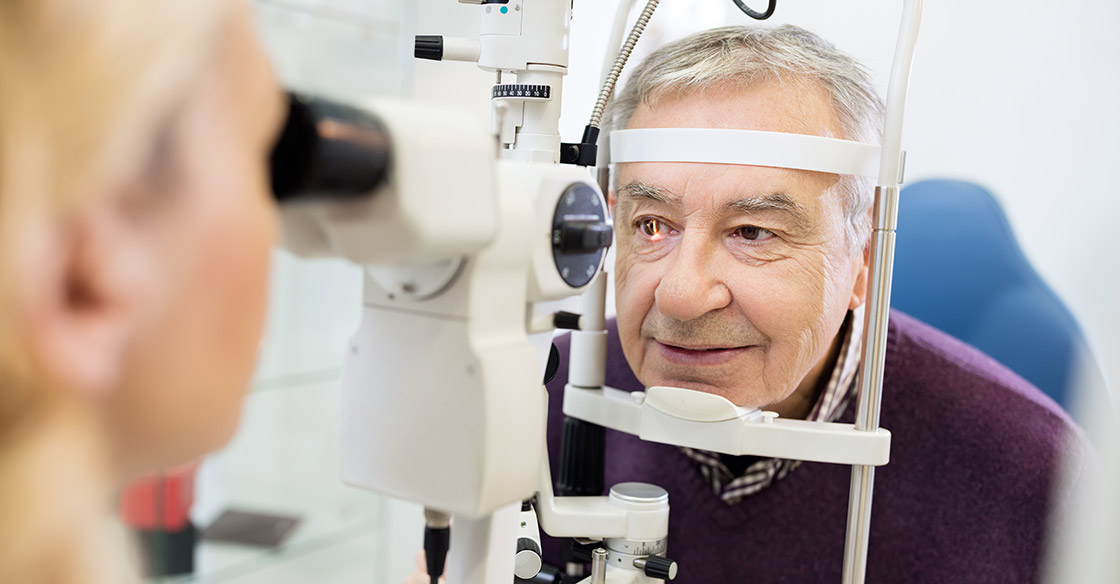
[890,179,1110,419]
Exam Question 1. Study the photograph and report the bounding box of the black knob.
[551,183,608,288]
[558,220,613,254]
[634,556,678,581]
[514,537,542,580]
[415,35,444,61]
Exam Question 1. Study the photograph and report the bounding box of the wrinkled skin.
[612,79,869,419]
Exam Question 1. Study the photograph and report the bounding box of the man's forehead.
[627,78,843,138]
[614,78,845,222]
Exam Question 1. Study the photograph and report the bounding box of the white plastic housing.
[468,0,573,162]
[278,98,496,265]
[477,0,571,72]
[337,160,604,518]
[498,68,566,163]
[569,274,609,389]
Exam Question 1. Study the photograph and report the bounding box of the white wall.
[890,0,1120,390]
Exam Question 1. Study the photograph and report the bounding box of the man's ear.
[848,240,871,311]
[23,200,155,397]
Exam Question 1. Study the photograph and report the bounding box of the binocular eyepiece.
[269,93,392,204]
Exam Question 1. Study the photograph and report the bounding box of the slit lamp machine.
[267,1,923,582]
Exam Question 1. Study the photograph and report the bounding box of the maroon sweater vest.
[543,311,1084,583]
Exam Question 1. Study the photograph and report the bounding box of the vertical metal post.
[590,548,609,584]
[841,1,921,580]
[842,187,899,584]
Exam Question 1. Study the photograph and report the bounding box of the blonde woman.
[0,0,285,580]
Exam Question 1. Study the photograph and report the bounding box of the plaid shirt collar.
[680,307,865,505]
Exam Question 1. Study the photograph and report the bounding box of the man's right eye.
[638,217,668,239]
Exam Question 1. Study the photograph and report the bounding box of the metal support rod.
[590,548,609,584]
[842,189,898,583]
[841,0,921,580]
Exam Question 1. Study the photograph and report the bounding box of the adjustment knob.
[414,35,443,61]
[550,183,610,288]
[513,537,542,579]
[634,555,678,581]
[557,220,613,254]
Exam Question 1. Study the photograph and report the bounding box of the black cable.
[732,0,776,20]
[424,524,450,584]
[423,509,451,584]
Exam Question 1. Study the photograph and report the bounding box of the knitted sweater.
[542,311,1084,583]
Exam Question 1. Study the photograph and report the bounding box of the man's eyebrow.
[728,193,810,226]
[620,182,811,227]
[619,181,681,206]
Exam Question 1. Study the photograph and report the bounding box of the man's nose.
[654,236,731,322]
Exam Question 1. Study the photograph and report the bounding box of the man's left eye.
[734,225,775,242]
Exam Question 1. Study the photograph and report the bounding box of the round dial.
[551,183,611,288]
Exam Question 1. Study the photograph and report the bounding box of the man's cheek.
[762,257,830,311]
[613,244,649,303]
[614,261,658,333]
[730,272,808,333]
[613,270,643,328]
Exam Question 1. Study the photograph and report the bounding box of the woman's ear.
[23,199,156,397]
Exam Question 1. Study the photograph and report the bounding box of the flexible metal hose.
[588,0,660,129]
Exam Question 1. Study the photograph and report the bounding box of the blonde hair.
[0,0,230,580]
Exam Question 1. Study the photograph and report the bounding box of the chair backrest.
[891,179,1109,417]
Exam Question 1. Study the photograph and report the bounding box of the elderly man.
[542,25,1084,583]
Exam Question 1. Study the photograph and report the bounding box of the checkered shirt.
[680,308,864,505]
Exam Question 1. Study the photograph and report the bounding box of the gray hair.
[606,25,884,253]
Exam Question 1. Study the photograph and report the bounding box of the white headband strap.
[610,128,882,178]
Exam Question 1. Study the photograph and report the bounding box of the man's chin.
[639,375,764,409]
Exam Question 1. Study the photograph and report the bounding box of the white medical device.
[268,1,923,582]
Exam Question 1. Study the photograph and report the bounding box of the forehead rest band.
[610,128,883,178]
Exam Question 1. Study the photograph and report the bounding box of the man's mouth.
[653,340,753,365]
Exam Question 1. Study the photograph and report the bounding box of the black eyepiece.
[270,93,392,204]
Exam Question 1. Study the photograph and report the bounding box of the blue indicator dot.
[500,6,509,14]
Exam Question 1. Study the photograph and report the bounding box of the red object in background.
[119,463,198,531]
